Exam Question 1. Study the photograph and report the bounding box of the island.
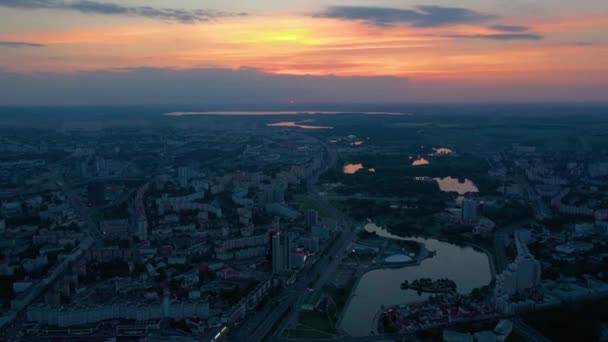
[401,278,457,294]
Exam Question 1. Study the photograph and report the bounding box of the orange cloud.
[0,13,606,89]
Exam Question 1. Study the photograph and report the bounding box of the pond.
[343,163,365,174]
[434,176,479,195]
[411,157,430,166]
[340,222,492,336]
[343,163,377,175]
[431,147,453,155]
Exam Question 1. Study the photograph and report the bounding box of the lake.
[266,121,334,129]
[340,222,492,336]
[165,111,406,116]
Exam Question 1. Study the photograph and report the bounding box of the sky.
[0,0,607,104]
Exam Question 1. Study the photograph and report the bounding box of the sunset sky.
[0,0,607,104]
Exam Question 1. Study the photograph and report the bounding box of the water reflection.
[434,176,479,195]
[431,147,453,155]
[340,223,491,336]
[165,111,407,116]
[267,121,334,130]
[343,163,365,174]
[412,157,430,166]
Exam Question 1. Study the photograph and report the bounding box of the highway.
[493,230,509,273]
[231,138,359,342]
[513,319,552,342]
[236,227,355,342]
[515,175,551,220]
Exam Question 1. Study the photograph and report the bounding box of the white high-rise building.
[272,232,294,274]
[495,230,541,313]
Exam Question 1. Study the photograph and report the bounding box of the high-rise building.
[95,157,107,177]
[494,230,541,313]
[272,232,294,274]
[79,161,88,178]
[87,182,105,206]
[462,198,478,221]
[178,167,190,188]
[137,219,148,241]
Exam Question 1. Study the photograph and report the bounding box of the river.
[340,222,492,336]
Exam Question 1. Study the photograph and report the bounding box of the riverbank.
[381,226,497,282]
[336,243,432,336]
[339,226,493,337]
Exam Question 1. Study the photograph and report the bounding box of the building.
[300,237,320,253]
[443,330,474,342]
[495,231,542,313]
[265,203,299,220]
[462,198,478,221]
[475,331,497,342]
[221,233,269,250]
[26,301,209,327]
[258,184,285,205]
[137,219,148,241]
[178,166,191,187]
[473,217,495,235]
[100,219,130,239]
[95,157,107,177]
[272,232,294,274]
[87,182,105,206]
[1,201,22,217]
[291,249,307,268]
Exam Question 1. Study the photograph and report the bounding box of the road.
[234,225,355,342]
[274,141,358,338]
[513,319,552,342]
[515,175,551,220]
[231,138,359,342]
[238,228,354,342]
[493,230,510,273]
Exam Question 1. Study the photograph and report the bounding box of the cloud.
[0,41,46,47]
[0,67,409,105]
[0,0,246,23]
[566,41,594,46]
[489,24,529,32]
[445,33,543,41]
[317,5,495,27]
